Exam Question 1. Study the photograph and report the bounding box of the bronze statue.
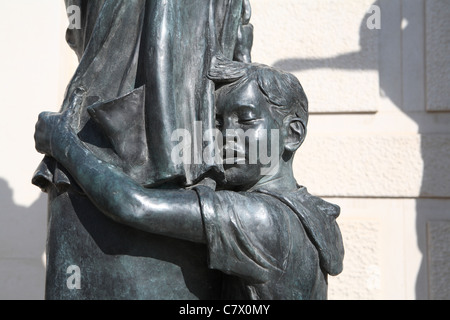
[33,0,343,300]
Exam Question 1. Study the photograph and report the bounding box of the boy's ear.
[283,116,306,153]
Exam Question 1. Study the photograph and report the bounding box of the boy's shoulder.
[193,184,344,277]
[255,186,344,276]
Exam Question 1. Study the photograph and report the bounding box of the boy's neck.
[247,161,298,193]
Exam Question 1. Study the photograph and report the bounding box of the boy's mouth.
[221,146,247,165]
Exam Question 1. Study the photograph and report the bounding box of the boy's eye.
[238,113,259,124]
[239,118,257,124]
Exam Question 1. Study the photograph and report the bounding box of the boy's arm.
[34,91,205,244]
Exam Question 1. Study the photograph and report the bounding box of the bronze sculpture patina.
[33,0,343,300]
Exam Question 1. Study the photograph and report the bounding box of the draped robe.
[33,0,253,300]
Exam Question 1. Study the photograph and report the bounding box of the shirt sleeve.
[193,186,290,284]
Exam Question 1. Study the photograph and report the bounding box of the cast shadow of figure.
[272,0,432,299]
[273,1,393,105]
[0,178,47,299]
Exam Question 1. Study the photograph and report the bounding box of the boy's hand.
[34,88,85,158]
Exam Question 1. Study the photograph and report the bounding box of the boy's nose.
[221,116,245,131]
[221,120,239,143]
[222,130,233,147]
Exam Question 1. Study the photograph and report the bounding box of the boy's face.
[215,79,284,189]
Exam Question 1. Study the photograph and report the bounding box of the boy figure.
[34,58,344,300]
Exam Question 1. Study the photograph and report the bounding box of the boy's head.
[209,56,309,129]
[208,56,309,189]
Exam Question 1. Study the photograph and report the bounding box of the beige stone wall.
[0,1,73,299]
[0,0,448,300]
[251,0,450,299]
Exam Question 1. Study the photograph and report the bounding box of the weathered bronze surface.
[33,0,343,300]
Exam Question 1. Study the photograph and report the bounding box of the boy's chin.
[222,164,261,189]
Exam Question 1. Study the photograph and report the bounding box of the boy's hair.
[208,56,309,128]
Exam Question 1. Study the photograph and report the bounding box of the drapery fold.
[38,0,253,300]
[33,0,253,191]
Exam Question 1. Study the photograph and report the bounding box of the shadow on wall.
[0,178,47,300]
[272,0,435,299]
[273,0,396,105]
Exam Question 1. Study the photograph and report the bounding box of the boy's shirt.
[194,185,344,300]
